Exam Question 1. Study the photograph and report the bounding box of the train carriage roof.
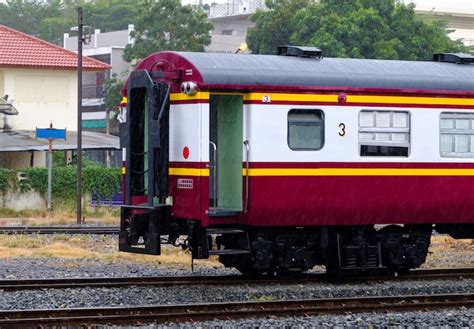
[174,52,474,92]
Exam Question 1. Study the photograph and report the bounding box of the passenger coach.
[118,46,474,275]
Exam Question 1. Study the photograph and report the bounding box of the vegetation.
[0,161,121,201]
[0,0,138,46]
[0,0,212,63]
[247,0,467,60]
[123,0,213,63]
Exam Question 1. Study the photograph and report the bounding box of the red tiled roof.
[0,25,110,71]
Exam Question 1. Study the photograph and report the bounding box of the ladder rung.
[207,228,245,235]
[209,249,250,256]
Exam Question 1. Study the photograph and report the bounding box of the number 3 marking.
[339,123,346,137]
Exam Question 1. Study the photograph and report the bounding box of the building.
[0,24,114,169]
[404,0,474,47]
[63,26,134,134]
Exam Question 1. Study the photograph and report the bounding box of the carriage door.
[209,95,243,215]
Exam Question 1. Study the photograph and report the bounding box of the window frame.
[358,110,411,157]
[440,112,474,158]
[287,109,325,151]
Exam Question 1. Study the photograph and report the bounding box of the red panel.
[241,175,474,226]
[168,162,474,227]
[168,175,203,223]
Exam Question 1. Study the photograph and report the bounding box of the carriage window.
[440,113,474,158]
[359,110,410,157]
[288,109,324,150]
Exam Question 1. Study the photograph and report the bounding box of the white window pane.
[375,133,390,141]
[376,112,390,128]
[359,133,373,141]
[456,119,469,130]
[455,135,469,153]
[471,136,474,153]
[440,135,453,154]
[359,112,373,127]
[440,119,454,129]
[392,133,407,142]
[393,112,408,128]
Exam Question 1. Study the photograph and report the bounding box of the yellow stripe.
[170,92,210,101]
[244,93,337,103]
[245,93,474,106]
[168,167,210,176]
[122,167,126,174]
[169,92,474,106]
[348,95,474,106]
[247,168,474,176]
[169,167,474,177]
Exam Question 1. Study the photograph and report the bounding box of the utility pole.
[76,7,83,225]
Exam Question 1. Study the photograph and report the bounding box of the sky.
[404,0,474,10]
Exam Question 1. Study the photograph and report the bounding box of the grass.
[0,234,222,268]
[0,204,120,226]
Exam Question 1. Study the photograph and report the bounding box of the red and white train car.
[119,47,474,274]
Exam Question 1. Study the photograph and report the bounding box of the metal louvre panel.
[359,110,410,149]
[440,112,474,158]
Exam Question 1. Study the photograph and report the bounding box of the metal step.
[206,209,241,217]
[209,249,250,256]
[206,228,245,235]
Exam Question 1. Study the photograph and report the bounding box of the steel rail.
[0,226,119,235]
[0,293,471,326]
[0,268,472,291]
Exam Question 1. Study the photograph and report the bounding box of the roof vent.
[277,46,322,59]
[433,53,474,64]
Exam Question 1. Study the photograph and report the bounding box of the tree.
[0,0,67,42]
[123,0,213,63]
[247,0,467,60]
[0,0,138,46]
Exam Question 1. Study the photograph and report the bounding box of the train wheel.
[379,224,431,272]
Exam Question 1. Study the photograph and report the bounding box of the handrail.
[209,141,217,208]
[243,140,250,213]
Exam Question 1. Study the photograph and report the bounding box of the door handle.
[243,140,250,213]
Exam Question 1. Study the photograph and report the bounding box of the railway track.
[0,293,471,326]
[0,226,119,235]
[0,268,472,291]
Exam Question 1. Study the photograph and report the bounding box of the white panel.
[391,133,407,142]
[456,119,469,130]
[470,136,474,153]
[375,133,390,141]
[393,112,408,128]
[359,133,373,141]
[440,118,454,129]
[455,135,469,153]
[376,112,390,128]
[440,134,453,154]
[359,112,373,127]
[169,104,202,162]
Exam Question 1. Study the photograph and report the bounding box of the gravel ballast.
[0,278,471,310]
[162,309,474,328]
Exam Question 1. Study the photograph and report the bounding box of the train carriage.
[119,46,474,275]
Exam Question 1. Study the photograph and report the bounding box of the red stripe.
[169,161,207,168]
[243,100,474,109]
[248,162,474,169]
[171,99,474,109]
[202,83,474,97]
[169,161,474,169]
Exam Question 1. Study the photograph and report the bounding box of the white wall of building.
[1,68,77,131]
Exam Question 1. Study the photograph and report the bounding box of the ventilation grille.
[277,46,322,59]
[433,53,474,64]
